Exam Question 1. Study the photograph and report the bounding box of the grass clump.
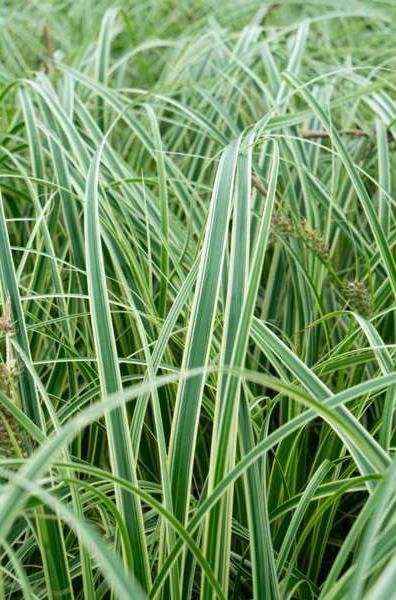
[1,1,396,598]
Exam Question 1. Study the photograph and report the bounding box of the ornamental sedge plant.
[1,1,396,598]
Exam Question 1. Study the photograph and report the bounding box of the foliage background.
[1,1,396,598]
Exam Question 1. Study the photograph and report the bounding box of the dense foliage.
[1,1,396,598]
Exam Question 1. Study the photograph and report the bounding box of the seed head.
[0,299,32,459]
[300,219,330,261]
[0,298,13,336]
[345,280,371,317]
[271,212,296,236]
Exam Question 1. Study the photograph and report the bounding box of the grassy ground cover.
[1,1,396,598]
